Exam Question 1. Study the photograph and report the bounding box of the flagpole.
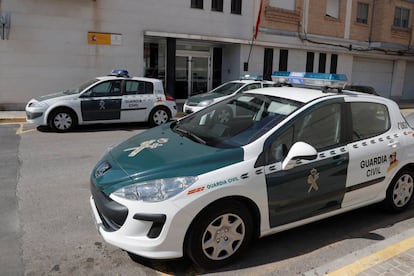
[245,0,263,71]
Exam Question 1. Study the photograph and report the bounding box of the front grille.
[90,182,128,232]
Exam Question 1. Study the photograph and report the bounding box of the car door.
[121,80,155,122]
[261,99,349,228]
[342,100,398,207]
[80,80,123,121]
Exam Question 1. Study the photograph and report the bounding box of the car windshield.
[212,82,245,96]
[173,93,303,148]
[63,79,100,95]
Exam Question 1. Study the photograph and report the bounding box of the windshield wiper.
[174,127,207,145]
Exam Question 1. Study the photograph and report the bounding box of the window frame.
[211,0,223,12]
[394,6,410,28]
[191,0,203,9]
[356,2,369,24]
[231,0,242,15]
[326,0,340,19]
[268,0,296,10]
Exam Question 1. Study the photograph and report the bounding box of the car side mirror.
[282,142,318,170]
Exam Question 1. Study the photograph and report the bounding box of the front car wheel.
[48,109,77,132]
[186,200,253,269]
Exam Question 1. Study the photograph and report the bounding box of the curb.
[0,118,27,123]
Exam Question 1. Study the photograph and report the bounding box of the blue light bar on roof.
[110,69,129,77]
[240,74,263,80]
[272,71,348,88]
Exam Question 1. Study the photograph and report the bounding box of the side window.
[269,126,294,163]
[294,103,342,150]
[266,103,342,163]
[86,80,122,97]
[351,102,390,140]
[125,81,154,95]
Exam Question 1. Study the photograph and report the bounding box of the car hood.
[35,91,78,102]
[187,92,225,104]
[92,123,244,195]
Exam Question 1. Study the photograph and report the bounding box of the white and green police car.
[25,69,177,132]
[90,72,414,269]
[183,74,276,114]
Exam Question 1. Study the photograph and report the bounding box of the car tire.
[214,107,233,124]
[48,108,77,132]
[185,200,253,270]
[384,169,414,212]
[149,107,170,127]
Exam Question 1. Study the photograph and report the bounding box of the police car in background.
[183,74,276,114]
[25,69,177,132]
[89,72,414,269]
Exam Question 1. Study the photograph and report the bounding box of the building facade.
[0,0,413,109]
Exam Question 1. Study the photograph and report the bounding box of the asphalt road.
[1,122,414,276]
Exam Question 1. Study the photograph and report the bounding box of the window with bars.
[212,0,223,11]
[231,0,242,14]
[191,0,203,9]
[356,2,369,24]
[394,7,410,28]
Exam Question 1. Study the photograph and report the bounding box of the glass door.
[175,56,189,99]
[176,50,211,99]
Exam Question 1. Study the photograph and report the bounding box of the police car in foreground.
[25,69,177,132]
[90,71,414,269]
[183,74,276,114]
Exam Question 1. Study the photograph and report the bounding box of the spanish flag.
[254,0,263,40]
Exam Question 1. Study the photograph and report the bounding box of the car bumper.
[25,105,48,126]
[89,185,190,259]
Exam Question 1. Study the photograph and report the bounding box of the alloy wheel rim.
[153,110,168,125]
[54,113,72,130]
[201,213,245,260]
[393,174,414,207]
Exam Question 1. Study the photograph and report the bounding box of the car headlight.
[198,100,214,107]
[113,176,198,202]
[28,101,48,108]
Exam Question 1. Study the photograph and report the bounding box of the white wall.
[0,0,255,106]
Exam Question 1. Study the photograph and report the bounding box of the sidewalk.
[304,227,414,276]
[0,111,26,123]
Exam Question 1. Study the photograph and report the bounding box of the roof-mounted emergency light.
[240,74,263,81]
[271,71,348,88]
[110,69,130,78]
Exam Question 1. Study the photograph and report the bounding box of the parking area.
[2,112,414,275]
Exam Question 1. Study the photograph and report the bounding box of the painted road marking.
[327,235,414,276]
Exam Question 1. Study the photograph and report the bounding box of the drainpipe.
[344,0,352,39]
[302,0,309,37]
[368,0,376,44]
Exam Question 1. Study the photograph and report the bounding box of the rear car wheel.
[149,107,170,127]
[48,108,77,132]
[186,200,253,269]
[384,170,414,212]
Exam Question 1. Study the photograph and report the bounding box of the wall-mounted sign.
[88,32,122,45]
